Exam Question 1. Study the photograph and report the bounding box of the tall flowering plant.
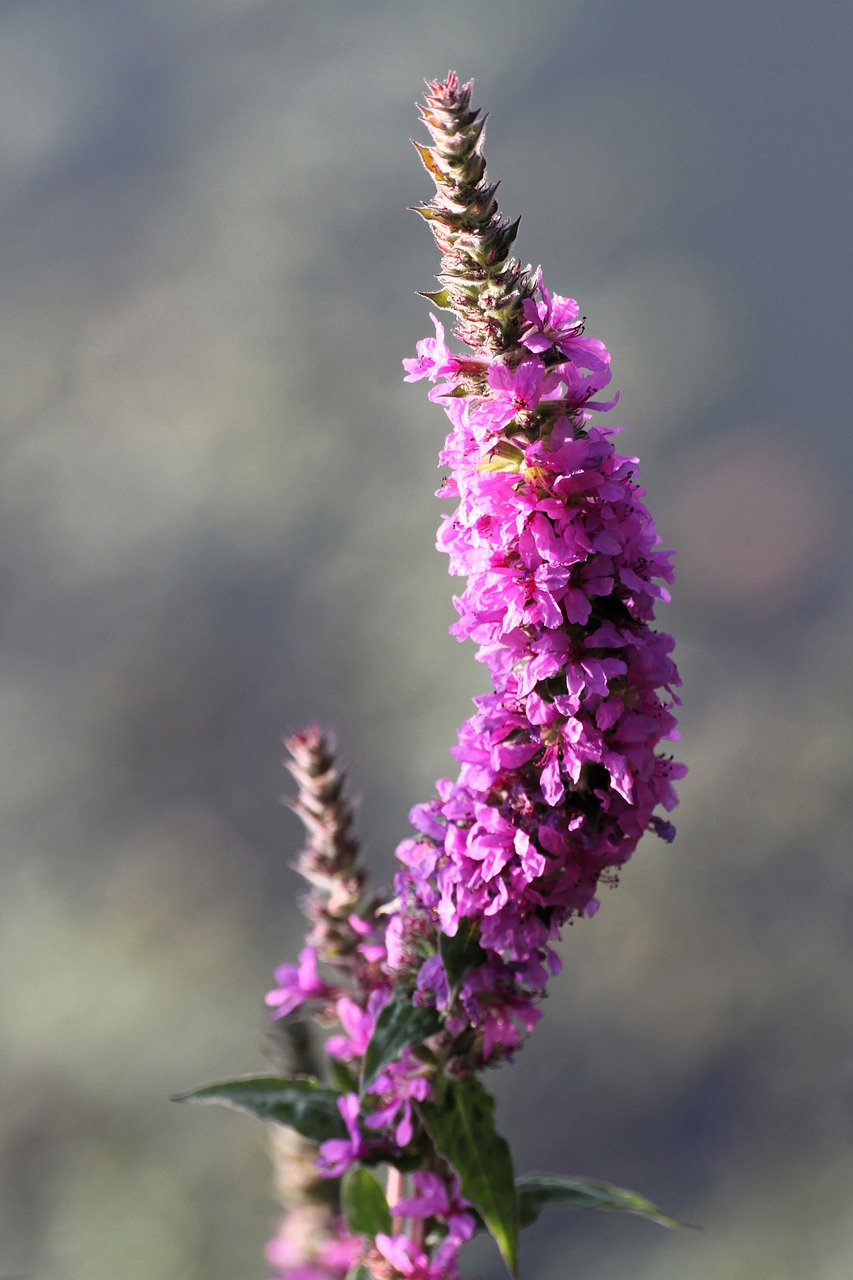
[175,73,689,1279]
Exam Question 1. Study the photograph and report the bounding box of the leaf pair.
[174,1074,692,1277]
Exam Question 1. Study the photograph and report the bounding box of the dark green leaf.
[361,991,441,1090]
[345,1264,371,1280]
[172,1076,346,1144]
[516,1174,697,1232]
[341,1167,392,1237]
[420,1077,518,1275]
[439,919,486,996]
[330,1058,360,1095]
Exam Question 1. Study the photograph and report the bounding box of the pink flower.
[402,315,454,383]
[374,1233,462,1280]
[391,1171,476,1265]
[316,1094,368,1177]
[364,1051,431,1147]
[486,355,559,421]
[265,945,334,1018]
[324,994,378,1061]
[521,277,610,372]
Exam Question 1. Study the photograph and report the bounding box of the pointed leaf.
[411,140,442,178]
[420,1077,518,1275]
[342,1167,393,1237]
[330,1058,360,1094]
[408,205,441,222]
[362,990,440,1089]
[417,289,453,310]
[172,1076,347,1144]
[439,919,487,995]
[516,1174,696,1232]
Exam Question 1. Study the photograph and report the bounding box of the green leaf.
[420,1077,518,1275]
[439,919,487,996]
[516,1174,697,1232]
[408,205,441,222]
[361,991,441,1090]
[417,288,453,310]
[330,1058,360,1095]
[345,1264,371,1280]
[172,1076,347,1144]
[341,1167,392,1237]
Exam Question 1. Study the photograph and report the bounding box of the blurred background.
[1,1,851,1277]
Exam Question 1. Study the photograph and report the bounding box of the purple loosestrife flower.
[520,272,610,373]
[392,71,684,1064]
[373,1233,462,1280]
[383,1172,476,1280]
[265,945,337,1018]
[390,1171,476,1252]
[324,992,383,1061]
[364,1050,431,1147]
[316,1094,371,1178]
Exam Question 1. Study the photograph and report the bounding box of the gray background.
[1,2,851,1278]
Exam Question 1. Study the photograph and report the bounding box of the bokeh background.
[1,1,851,1277]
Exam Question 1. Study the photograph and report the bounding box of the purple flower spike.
[253,72,688,1280]
[398,70,685,1065]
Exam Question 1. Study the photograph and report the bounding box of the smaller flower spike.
[413,71,534,356]
[284,726,366,963]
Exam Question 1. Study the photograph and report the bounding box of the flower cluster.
[396,292,683,1025]
[388,72,684,1065]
